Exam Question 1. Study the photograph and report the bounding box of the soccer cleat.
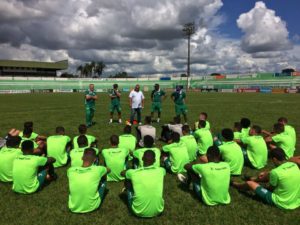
[138,122,142,125]
[177,173,187,184]
[157,118,160,123]
[118,119,122,124]
[109,119,113,124]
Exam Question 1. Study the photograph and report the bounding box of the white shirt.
[168,124,183,136]
[129,90,145,108]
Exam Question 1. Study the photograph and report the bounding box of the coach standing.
[129,84,144,125]
[85,84,98,127]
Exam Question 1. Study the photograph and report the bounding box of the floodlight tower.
[182,22,195,91]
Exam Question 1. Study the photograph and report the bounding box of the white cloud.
[237,1,292,53]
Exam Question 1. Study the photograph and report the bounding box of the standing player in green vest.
[85,84,98,127]
[151,84,166,123]
[109,84,122,124]
[171,85,188,124]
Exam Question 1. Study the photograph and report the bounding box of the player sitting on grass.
[183,146,231,206]
[12,140,56,194]
[162,132,189,175]
[73,124,97,149]
[232,148,300,210]
[20,125,46,156]
[265,123,295,159]
[133,135,161,168]
[240,125,268,169]
[194,120,213,163]
[277,117,296,147]
[136,116,156,147]
[47,126,71,168]
[121,150,166,218]
[240,118,251,139]
[101,135,129,182]
[160,116,183,142]
[180,125,198,162]
[68,148,110,213]
[19,121,39,141]
[218,128,244,176]
[233,122,242,141]
[119,125,137,157]
[70,135,99,167]
[194,112,210,131]
[0,136,22,182]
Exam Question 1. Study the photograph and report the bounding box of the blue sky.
[220,0,299,42]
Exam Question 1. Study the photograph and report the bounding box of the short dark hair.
[110,135,119,145]
[234,122,242,132]
[23,126,33,136]
[21,140,34,152]
[182,125,190,133]
[278,117,288,123]
[221,128,234,141]
[273,123,284,133]
[207,146,221,162]
[240,118,251,128]
[270,148,286,161]
[113,84,118,89]
[77,135,88,147]
[199,120,206,128]
[24,121,33,129]
[56,126,65,134]
[171,132,180,143]
[143,150,155,163]
[6,136,21,148]
[143,135,154,148]
[174,116,181,124]
[145,116,152,124]
[83,148,96,158]
[252,125,262,134]
[78,124,87,134]
[124,125,131,134]
[200,112,208,119]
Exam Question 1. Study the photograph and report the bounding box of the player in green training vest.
[180,125,198,162]
[240,118,251,139]
[232,148,300,210]
[70,135,99,167]
[218,128,244,175]
[171,85,188,123]
[101,135,129,181]
[109,84,122,124]
[151,84,166,123]
[0,136,22,182]
[122,150,166,217]
[12,140,57,194]
[133,135,161,168]
[47,126,71,168]
[241,125,268,169]
[194,120,213,163]
[118,125,137,160]
[233,122,242,140]
[73,124,97,149]
[194,112,211,131]
[184,146,231,206]
[68,148,110,213]
[162,132,189,174]
[265,123,295,159]
[19,121,39,141]
[85,84,98,127]
[278,117,296,147]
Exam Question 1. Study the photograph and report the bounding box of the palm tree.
[95,61,106,77]
[76,65,83,77]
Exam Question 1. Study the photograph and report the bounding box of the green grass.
[0,92,299,225]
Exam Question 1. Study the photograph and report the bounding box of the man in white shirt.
[137,116,156,147]
[129,84,145,125]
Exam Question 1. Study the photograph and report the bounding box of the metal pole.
[187,35,190,91]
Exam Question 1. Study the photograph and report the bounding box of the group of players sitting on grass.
[0,115,299,217]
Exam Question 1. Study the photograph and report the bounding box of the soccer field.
[0,92,299,225]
